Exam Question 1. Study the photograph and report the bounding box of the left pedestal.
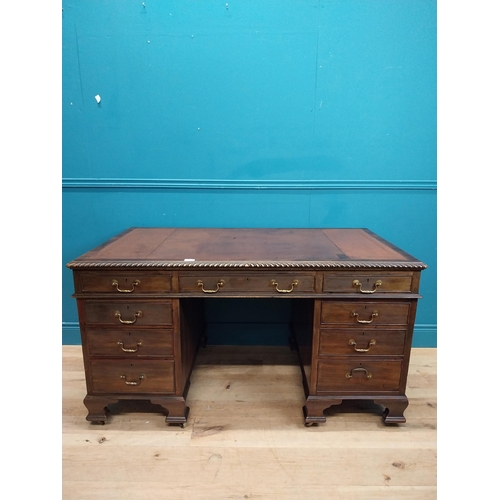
[73,270,204,427]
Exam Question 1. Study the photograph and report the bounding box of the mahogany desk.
[67,228,426,427]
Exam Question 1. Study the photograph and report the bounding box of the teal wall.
[62,0,437,347]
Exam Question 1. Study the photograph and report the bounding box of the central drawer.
[317,358,403,393]
[320,301,410,326]
[179,272,315,294]
[84,300,173,326]
[90,359,175,394]
[86,328,174,357]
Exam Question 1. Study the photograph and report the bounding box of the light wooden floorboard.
[62,345,437,500]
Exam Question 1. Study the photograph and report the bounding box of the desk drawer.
[179,272,315,294]
[323,272,413,294]
[76,271,172,294]
[319,329,407,356]
[84,301,173,326]
[320,301,410,326]
[90,359,175,394]
[86,328,174,357]
[317,359,402,393]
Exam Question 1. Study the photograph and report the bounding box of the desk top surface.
[67,228,426,269]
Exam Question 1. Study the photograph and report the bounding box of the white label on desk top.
[184,258,196,262]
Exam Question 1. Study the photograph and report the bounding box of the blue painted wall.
[62,0,437,346]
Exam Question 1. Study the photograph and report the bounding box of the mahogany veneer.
[67,228,426,426]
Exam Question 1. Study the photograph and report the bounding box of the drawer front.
[320,301,410,326]
[323,272,413,294]
[90,359,175,394]
[84,301,173,326]
[317,359,402,393]
[179,273,315,294]
[77,271,172,294]
[86,328,174,357]
[319,329,407,356]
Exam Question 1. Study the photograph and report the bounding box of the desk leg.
[151,397,190,428]
[83,395,189,427]
[303,397,342,426]
[83,395,119,425]
[374,396,409,424]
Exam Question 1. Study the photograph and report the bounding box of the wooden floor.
[62,345,437,500]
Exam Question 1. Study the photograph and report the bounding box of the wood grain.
[63,345,436,500]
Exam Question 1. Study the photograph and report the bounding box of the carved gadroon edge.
[67,260,427,270]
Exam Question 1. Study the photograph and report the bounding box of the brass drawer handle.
[352,279,382,293]
[349,338,377,352]
[351,310,379,324]
[345,367,372,379]
[270,279,299,293]
[111,279,140,293]
[120,373,146,386]
[114,310,143,324]
[196,279,225,293]
[117,341,142,353]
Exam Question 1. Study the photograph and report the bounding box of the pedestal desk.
[67,228,426,427]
